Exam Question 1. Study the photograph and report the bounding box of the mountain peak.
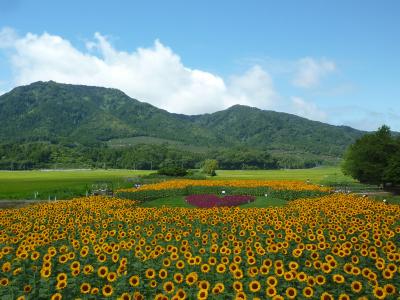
[0,81,364,159]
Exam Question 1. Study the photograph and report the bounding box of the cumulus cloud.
[292,57,336,88]
[290,96,327,122]
[0,29,280,115]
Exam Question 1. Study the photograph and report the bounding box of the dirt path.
[0,200,54,209]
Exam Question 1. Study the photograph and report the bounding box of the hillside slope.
[0,81,364,157]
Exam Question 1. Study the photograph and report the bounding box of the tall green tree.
[201,159,219,176]
[342,125,398,185]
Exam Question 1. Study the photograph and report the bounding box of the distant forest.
[0,142,326,171]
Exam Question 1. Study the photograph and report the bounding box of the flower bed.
[116,179,330,202]
[185,194,255,208]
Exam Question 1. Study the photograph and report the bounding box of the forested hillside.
[0,81,366,169]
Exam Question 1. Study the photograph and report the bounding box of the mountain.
[0,81,218,145]
[0,81,364,158]
[191,105,362,157]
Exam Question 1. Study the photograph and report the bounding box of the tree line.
[342,125,400,186]
[0,142,324,171]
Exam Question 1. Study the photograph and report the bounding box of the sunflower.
[97,266,108,278]
[233,281,243,292]
[382,269,393,279]
[266,275,277,286]
[83,264,93,275]
[102,284,113,297]
[249,280,261,293]
[176,260,185,269]
[285,287,297,299]
[107,272,117,282]
[233,269,244,279]
[315,275,326,285]
[159,268,168,279]
[80,282,91,294]
[50,293,62,300]
[175,288,187,299]
[154,294,166,300]
[338,294,350,300]
[120,292,131,300]
[387,263,397,273]
[185,272,198,285]
[320,292,334,300]
[23,284,32,293]
[56,273,67,282]
[170,272,182,284]
[216,263,226,273]
[303,287,314,298]
[351,281,362,293]
[351,267,361,276]
[58,255,68,264]
[266,286,277,297]
[373,286,386,300]
[201,263,210,273]
[70,261,80,270]
[129,275,140,287]
[284,271,294,281]
[145,268,156,279]
[1,262,11,273]
[195,289,207,300]
[235,291,246,300]
[321,263,331,274]
[383,284,396,295]
[55,280,67,290]
[40,268,51,278]
[31,251,40,261]
[296,271,307,282]
[149,280,157,288]
[288,261,299,270]
[212,286,222,294]
[332,274,345,284]
[163,281,175,294]
[198,280,210,291]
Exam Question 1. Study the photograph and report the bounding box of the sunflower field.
[0,180,399,299]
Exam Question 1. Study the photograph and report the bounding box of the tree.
[157,159,188,177]
[202,159,219,176]
[383,147,400,185]
[342,125,398,185]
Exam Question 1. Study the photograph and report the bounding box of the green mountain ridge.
[0,81,364,159]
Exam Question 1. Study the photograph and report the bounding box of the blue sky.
[0,0,399,131]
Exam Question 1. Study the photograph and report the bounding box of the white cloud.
[0,29,279,115]
[292,57,336,88]
[290,96,327,121]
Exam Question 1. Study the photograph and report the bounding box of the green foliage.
[342,125,400,185]
[0,81,366,167]
[201,159,218,176]
[157,159,188,176]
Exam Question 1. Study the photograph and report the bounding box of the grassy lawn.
[139,196,288,208]
[0,169,151,200]
[0,166,371,201]
[214,166,354,183]
[370,194,400,205]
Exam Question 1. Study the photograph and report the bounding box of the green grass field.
[139,196,287,208]
[215,167,353,183]
[0,166,372,201]
[0,169,151,200]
